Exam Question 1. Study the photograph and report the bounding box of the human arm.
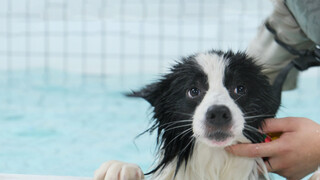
[246,0,317,91]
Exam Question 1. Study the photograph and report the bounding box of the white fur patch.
[192,53,248,147]
[151,141,267,180]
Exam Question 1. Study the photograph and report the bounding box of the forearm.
[246,0,315,90]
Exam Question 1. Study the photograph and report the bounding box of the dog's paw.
[93,160,144,180]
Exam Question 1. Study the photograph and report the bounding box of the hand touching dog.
[226,117,320,180]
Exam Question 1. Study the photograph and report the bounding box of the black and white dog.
[94,50,281,180]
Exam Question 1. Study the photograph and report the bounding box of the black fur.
[221,50,280,142]
[128,50,280,176]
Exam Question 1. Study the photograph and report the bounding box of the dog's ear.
[126,82,160,106]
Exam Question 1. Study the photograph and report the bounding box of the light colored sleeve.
[246,0,317,90]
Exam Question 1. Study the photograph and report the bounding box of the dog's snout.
[206,105,232,126]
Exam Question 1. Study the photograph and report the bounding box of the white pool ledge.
[0,174,92,180]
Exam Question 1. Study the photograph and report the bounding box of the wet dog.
[94,50,281,180]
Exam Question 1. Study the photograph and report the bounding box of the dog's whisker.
[167,111,194,116]
[177,129,193,141]
[165,124,193,132]
[192,133,200,139]
[244,124,260,130]
[158,120,193,129]
[243,130,262,140]
[178,137,195,156]
[162,128,193,150]
[158,121,191,128]
[243,131,256,142]
[244,114,275,123]
[244,119,260,123]
[234,94,245,102]
[243,110,260,115]
[244,114,274,119]
[244,124,262,134]
[243,129,262,136]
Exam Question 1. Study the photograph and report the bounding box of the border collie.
[94,50,281,180]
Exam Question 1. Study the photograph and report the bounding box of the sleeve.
[246,0,317,90]
[286,0,320,45]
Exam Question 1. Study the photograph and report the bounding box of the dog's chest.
[152,142,259,180]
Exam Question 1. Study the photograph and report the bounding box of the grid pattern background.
[0,1,320,178]
[0,0,274,85]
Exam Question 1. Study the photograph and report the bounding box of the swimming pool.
[1,0,319,179]
[0,68,319,179]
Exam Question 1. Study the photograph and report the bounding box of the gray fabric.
[286,0,320,44]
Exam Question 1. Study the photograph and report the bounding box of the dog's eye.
[187,87,201,98]
[234,85,247,95]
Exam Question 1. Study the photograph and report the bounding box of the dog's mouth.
[204,130,234,146]
[207,131,233,141]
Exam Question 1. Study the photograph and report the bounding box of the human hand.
[225,117,320,180]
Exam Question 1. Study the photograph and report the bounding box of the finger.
[262,117,298,133]
[225,141,279,158]
[264,156,289,174]
[264,158,274,172]
[264,157,281,173]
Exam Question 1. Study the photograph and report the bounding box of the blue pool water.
[0,69,319,179]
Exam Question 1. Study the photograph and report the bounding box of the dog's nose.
[206,105,232,126]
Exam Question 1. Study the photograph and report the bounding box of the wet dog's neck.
[151,141,265,180]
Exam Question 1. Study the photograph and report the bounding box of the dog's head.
[128,50,280,173]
